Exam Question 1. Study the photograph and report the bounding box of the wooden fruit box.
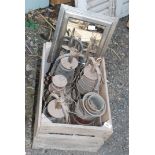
[32,42,113,152]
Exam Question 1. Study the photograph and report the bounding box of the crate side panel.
[33,134,103,152]
[33,42,51,137]
[99,58,112,122]
[75,0,115,16]
[39,55,112,138]
[40,118,112,137]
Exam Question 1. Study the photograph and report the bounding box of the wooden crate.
[32,42,113,152]
[51,0,72,5]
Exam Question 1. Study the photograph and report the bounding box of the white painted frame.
[47,4,118,63]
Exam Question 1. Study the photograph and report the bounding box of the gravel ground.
[25,16,129,155]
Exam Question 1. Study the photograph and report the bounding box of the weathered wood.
[75,0,115,16]
[40,117,112,137]
[33,44,46,137]
[48,4,118,63]
[51,0,71,5]
[115,0,129,18]
[87,1,110,12]
[33,42,113,151]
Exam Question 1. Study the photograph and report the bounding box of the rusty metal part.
[45,92,70,123]
[55,56,78,83]
[86,36,98,56]
[83,92,106,117]
[89,57,102,92]
[62,36,84,54]
[61,57,78,70]
[50,54,71,76]
[76,64,98,94]
[84,64,98,80]
[47,4,118,63]
[47,99,65,118]
[74,92,106,122]
[68,55,73,63]
[77,57,102,94]
[49,75,67,94]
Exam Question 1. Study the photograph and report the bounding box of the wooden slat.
[99,58,112,122]
[33,43,113,150]
[33,134,104,152]
[75,0,115,16]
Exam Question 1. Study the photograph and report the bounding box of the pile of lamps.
[43,35,107,126]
